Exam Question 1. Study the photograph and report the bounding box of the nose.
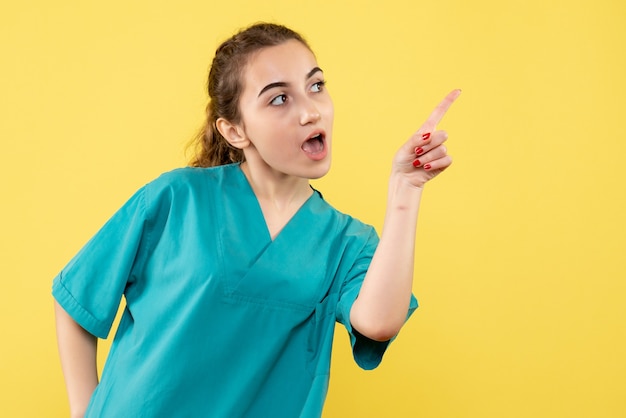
[299,100,321,125]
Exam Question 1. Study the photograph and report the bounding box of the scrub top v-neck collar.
[233,163,319,243]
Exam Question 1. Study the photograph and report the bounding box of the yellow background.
[2,0,625,416]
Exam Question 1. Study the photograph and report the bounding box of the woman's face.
[236,39,334,180]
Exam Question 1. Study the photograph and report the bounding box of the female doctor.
[53,22,460,418]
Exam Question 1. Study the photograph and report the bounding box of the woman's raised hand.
[392,89,461,188]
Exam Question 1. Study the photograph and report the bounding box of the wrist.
[386,173,423,211]
[388,171,424,194]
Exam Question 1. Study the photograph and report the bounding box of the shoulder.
[139,164,239,218]
[314,192,379,245]
[149,164,236,190]
[144,164,238,198]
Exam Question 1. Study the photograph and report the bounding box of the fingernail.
[414,147,423,155]
[421,133,431,141]
[423,163,431,170]
[413,159,421,168]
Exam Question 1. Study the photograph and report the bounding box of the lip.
[301,129,328,161]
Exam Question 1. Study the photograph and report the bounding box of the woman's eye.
[270,94,287,106]
[311,81,326,93]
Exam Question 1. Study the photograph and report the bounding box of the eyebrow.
[257,67,324,97]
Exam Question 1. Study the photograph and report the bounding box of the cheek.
[324,100,335,122]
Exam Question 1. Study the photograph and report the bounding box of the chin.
[306,159,332,180]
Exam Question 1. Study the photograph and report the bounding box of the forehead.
[243,40,318,85]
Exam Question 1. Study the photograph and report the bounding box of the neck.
[239,161,312,211]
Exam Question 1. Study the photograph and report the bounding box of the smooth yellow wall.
[2,1,625,417]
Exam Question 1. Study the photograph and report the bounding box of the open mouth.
[301,133,325,154]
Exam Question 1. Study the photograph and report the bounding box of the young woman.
[53,23,460,417]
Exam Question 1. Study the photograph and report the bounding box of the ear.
[216,118,250,150]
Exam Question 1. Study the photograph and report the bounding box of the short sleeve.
[336,226,419,370]
[52,187,148,338]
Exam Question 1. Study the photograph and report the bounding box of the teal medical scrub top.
[52,164,418,417]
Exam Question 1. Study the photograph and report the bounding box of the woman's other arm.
[54,301,98,418]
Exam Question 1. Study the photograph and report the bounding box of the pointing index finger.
[419,89,461,133]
